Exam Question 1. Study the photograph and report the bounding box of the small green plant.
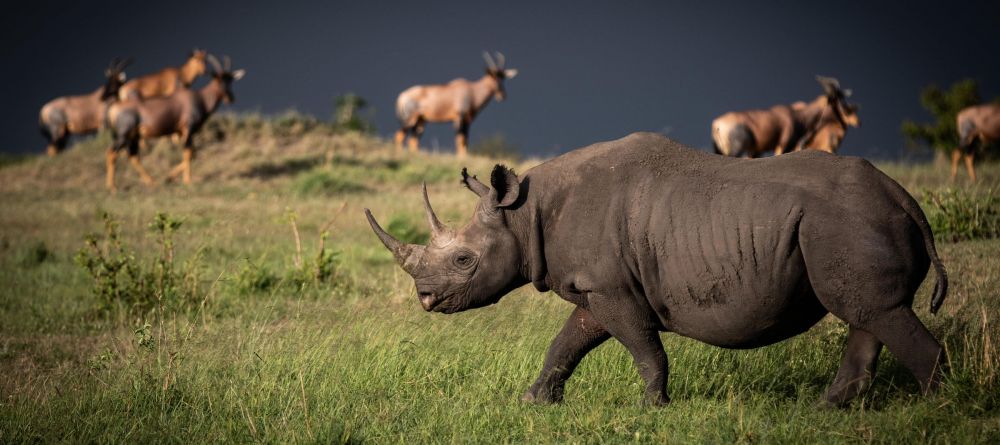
[291,169,368,196]
[920,187,1000,241]
[232,258,279,295]
[134,322,155,351]
[285,208,342,290]
[74,212,201,316]
[86,348,116,370]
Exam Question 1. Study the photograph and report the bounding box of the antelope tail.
[40,108,66,142]
[396,97,418,124]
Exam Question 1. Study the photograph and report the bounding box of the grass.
[1,118,999,443]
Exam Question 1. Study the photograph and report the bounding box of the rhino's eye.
[454,252,476,269]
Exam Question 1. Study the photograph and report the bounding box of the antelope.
[793,100,860,153]
[38,58,130,156]
[105,55,244,190]
[118,49,207,101]
[952,103,1000,182]
[394,52,518,158]
[712,76,855,157]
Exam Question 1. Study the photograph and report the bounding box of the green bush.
[284,210,340,290]
[232,258,280,295]
[74,212,201,316]
[291,169,368,196]
[920,187,1000,242]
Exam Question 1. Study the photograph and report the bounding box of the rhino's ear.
[489,164,519,208]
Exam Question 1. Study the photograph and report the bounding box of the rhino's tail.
[881,174,948,314]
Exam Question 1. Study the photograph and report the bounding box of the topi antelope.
[118,49,207,101]
[38,58,131,156]
[712,76,856,157]
[105,55,244,190]
[794,100,860,153]
[394,52,518,158]
[952,103,1000,182]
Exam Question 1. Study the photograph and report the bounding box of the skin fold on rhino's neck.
[501,192,545,292]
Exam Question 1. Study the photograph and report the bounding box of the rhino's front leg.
[588,293,671,406]
[522,306,611,404]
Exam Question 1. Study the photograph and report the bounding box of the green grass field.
[2,121,999,443]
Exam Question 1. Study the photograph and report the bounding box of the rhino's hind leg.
[861,307,944,394]
[823,327,883,407]
[523,306,610,404]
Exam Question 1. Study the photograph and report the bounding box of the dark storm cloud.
[3,0,999,159]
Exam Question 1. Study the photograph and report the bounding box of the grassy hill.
[1,117,999,443]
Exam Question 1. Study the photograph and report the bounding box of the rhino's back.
[526,133,904,347]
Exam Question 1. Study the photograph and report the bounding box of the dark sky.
[3,1,999,159]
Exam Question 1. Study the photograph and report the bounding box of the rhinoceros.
[365,132,948,406]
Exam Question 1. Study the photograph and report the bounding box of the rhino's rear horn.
[365,208,423,274]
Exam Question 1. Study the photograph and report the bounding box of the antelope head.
[100,57,131,100]
[185,49,208,78]
[206,54,246,104]
[816,75,860,128]
[482,51,518,101]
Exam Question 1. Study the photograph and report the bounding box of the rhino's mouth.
[418,291,442,311]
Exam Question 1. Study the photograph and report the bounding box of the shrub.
[75,212,201,316]
[231,257,279,295]
[920,187,1000,242]
[285,209,341,290]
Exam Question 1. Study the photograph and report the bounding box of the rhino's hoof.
[643,393,671,407]
[521,390,560,405]
[816,396,848,410]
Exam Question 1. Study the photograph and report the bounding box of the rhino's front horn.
[422,183,454,243]
[365,209,424,274]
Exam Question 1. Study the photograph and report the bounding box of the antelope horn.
[206,54,223,74]
[494,52,505,69]
[116,57,133,72]
[365,209,424,274]
[223,55,232,72]
[422,183,452,241]
[815,75,842,96]
[482,51,497,71]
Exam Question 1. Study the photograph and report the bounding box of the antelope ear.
[232,69,246,81]
[504,69,518,79]
[489,164,519,208]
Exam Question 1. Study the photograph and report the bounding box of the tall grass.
[920,187,1000,241]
